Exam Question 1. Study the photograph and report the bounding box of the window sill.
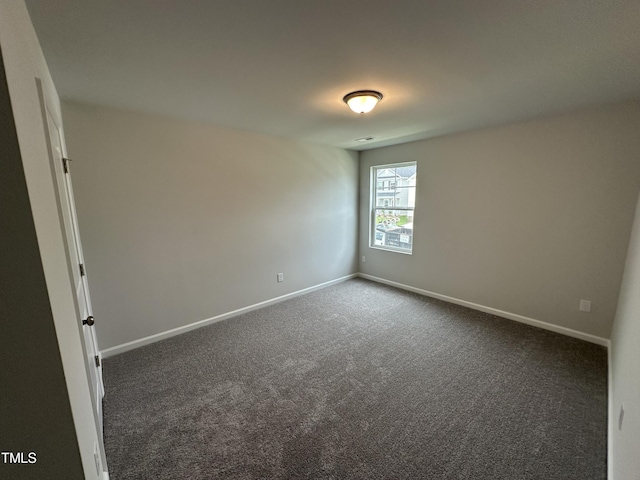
[368,245,413,255]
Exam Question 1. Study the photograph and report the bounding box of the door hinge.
[79,263,85,276]
[94,355,100,367]
[62,157,71,173]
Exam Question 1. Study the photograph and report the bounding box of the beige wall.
[610,192,640,480]
[359,102,640,339]
[63,102,359,350]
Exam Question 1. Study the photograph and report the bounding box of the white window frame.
[369,161,417,255]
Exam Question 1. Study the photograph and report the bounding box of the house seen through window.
[370,162,417,253]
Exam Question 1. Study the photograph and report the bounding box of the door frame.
[36,78,108,475]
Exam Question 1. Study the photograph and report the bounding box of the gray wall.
[62,102,359,350]
[0,50,84,480]
[359,102,640,339]
[610,192,640,480]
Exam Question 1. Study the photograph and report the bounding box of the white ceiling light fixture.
[343,90,383,114]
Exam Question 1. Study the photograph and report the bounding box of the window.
[370,162,417,254]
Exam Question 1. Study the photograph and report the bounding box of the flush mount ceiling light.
[343,90,383,114]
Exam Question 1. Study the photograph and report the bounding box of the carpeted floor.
[102,278,607,479]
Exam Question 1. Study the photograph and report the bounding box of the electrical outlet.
[619,404,625,430]
[579,299,591,312]
[362,255,366,263]
[277,273,284,283]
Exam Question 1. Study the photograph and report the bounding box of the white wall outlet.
[619,404,625,430]
[579,299,592,312]
[362,255,366,263]
[277,273,284,283]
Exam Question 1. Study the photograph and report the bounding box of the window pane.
[387,186,415,208]
[375,166,416,199]
[373,208,414,251]
[371,162,416,253]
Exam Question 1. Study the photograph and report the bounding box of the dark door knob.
[83,315,95,326]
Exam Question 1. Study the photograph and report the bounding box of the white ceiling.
[25,0,640,151]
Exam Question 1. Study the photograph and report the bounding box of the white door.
[40,92,106,444]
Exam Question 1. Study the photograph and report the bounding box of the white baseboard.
[100,274,358,358]
[102,271,610,358]
[358,273,609,347]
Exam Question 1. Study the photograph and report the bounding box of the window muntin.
[370,162,417,253]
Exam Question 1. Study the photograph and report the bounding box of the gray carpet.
[103,278,607,479]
